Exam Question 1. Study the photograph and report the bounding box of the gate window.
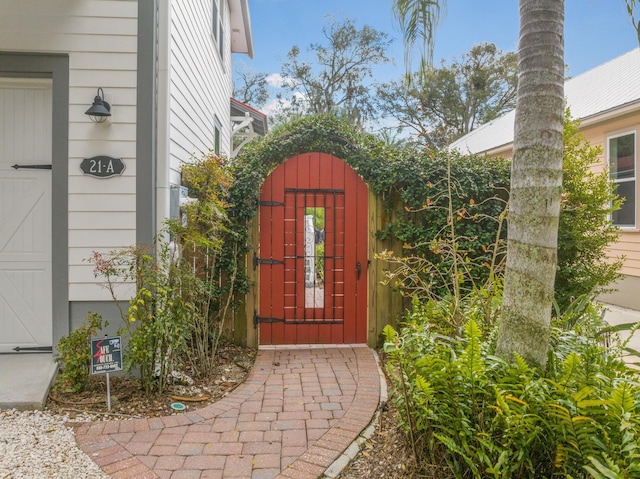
[304,207,325,308]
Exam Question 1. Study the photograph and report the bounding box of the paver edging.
[276,347,385,479]
[321,349,388,479]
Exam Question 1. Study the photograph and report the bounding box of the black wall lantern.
[85,87,111,123]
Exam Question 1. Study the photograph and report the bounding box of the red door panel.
[257,153,368,344]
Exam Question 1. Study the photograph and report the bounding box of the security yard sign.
[91,336,122,411]
[91,336,122,374]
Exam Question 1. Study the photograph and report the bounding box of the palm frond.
[392,0,446,79]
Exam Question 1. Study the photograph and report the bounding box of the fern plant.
[384,292,640,478]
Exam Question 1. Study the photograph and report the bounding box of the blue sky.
[236,0,639,113]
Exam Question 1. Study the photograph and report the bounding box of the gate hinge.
[253,252,285,270]
[254,311,285,328]
[259,200,285,206]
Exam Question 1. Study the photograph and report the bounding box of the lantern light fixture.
[85,87,111,123]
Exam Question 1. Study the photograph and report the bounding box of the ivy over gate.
[224,114,512,303]
[224,114,391,298]
[222,112,620,323]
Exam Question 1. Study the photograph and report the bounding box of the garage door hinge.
[12,346,53,352]
[12,164,52,170]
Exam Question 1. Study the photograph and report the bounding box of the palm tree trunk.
[496,0,565,366]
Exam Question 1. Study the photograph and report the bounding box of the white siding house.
[0,0,255,356]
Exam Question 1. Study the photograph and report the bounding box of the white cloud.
[262,91,308,117]
[262,98,285,116]
[265,73,297,89]
[265,73,285,87]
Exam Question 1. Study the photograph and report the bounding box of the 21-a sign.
[81,155,126,178]
[91,336,123,374]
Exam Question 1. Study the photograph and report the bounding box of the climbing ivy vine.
[228,113,620,317]
[226,114,512,306]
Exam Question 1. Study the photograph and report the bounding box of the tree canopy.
[232,62,269,109]
[377,42,517,148]
[273,17,393,125]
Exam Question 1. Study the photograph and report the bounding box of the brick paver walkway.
[75,345,381,479]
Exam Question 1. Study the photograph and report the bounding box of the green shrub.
[384,295,640,478]
[378,150,511,301]
[376,149,508,331]
[54,312,106,393]
[86,153,237,395]
[177,152,238,378]
[554,112,622,311]
[125,245,190,396]
[377,111,621,316]
[90,245,189,396]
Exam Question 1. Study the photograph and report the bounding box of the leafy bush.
[86,152,236,394]
[90,244,189,396]
[376,149,508,331]
[178,153,238,378]
[555,112,622,311]
[384,296,640,478]
[54,312,106,393]
[377,111,621,314]
[378,149,511,300]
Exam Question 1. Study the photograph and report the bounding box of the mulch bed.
[46,343,256,420]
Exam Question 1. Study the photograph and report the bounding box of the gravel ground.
[0,409,106,479]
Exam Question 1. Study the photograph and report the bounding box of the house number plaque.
[81,155,125,178]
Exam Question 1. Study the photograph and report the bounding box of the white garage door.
[0,78,53,353]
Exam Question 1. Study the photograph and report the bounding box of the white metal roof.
[450,48,640,154]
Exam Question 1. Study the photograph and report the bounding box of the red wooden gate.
[257,153,368,344]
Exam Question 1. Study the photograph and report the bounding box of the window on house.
[212,0,225,62]
[609,131,636,228]
[214,115,222,155]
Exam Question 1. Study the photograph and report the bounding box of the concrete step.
[0,354,57,410]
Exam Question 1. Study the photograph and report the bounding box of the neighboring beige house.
[0,0,261,356]
[451,48,640,310]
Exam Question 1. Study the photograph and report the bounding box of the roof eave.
[229,0,254,59]
[579,99,640,128]
[230,97,268,136]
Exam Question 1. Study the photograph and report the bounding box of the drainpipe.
[156,0,171,240]
[136,1,158,245]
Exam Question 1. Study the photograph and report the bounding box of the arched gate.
[256,153,368,344]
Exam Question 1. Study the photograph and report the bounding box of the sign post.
[90,336,123,411]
